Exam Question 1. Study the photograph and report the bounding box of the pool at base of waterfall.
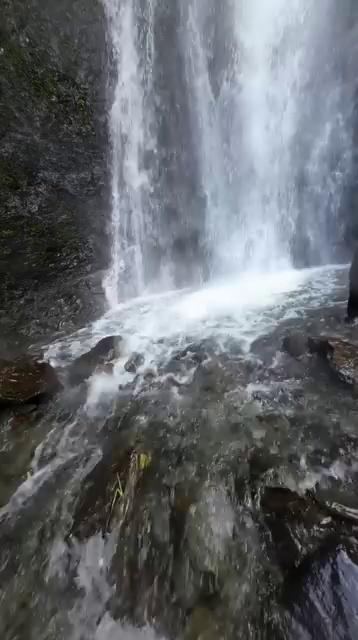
[2,265,358,640]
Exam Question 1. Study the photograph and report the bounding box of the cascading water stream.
[232,0,309,271]
[103,0,156,307]
[181,0,353,276]
[103,0,353,294]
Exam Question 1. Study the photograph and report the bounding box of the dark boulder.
[124,352,144,374]
[261,487,333,571]
[283,542,358,640]
[282,332,308,358]
[68,336,122,386]
[347,246,358,321]
[0,358,61,406]
[261,487,325,523]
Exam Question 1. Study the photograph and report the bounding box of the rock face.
[68,336,122,386]
[309,336,358,386]
[284,543,358,640]
[261,487,332,571]
[0,0,109,339]
[347,247,358,321]
[0,358,61,405]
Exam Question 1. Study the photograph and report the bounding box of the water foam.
[46,265,346,410]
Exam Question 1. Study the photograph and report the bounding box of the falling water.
[181,0,353,275]
[103,0,156,307]
[2,5,357,639]
[233,0,311,271]
[104,0,353,301]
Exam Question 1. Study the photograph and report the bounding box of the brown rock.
[0,359,61,406]
[308,336,358,385]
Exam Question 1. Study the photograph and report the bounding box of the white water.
[232,0,310,270]
[103,0,352,303]
[46,265,347,416]
[37,265,347,640]
[103,0,156,306]
[181,0,352,275]
[2,265,346,640]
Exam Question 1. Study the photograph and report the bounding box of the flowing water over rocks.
[1,1,358,638]
[2,266,358,639]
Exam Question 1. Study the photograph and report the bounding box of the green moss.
[0,159,26,192]
[1,38,93,130]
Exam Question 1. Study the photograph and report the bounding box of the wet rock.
[173,343,208,365]
[0,358,61,406]
[95,362,114,375]
[282,332,308,358]
[312,476,358,525]
[249,449,283,479]
[68,336,122,386]
[261,487,324,522]
[108,460,187,631]
[261,487,332,571]
[186,484,235,575]
[164,344,209,380]
[283,541,358,639]
[124,352,144,374]
[184,606,221,640]
[143,367,156,381]
[173,485,197,518]
[9,405,38,431]
[308,336,358,386]
[192,360,230,395]
[70,446,133,539]
[347,247,358,321]
[1,0,108,341]
[70,444,153,540]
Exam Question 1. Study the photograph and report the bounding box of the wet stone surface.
[1,274,358,638]
[68,335,123,386]
[283,541,358,640]
[0,358,61,406]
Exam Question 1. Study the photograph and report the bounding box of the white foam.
[95,616,160,640]
[44,265,346,409]
[173,269,305,322]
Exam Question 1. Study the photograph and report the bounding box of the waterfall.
[104,0,354,305]
[181,0,353,275]
[103,0,156,306]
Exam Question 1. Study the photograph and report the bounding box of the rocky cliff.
[0,0,109,345]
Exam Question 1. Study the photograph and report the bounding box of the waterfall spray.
[104,0,353,301]
[103,0,156,307]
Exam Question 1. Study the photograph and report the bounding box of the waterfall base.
[1,266,358,639]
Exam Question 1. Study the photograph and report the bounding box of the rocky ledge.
[0,0,109,343]
[1,296,358,638]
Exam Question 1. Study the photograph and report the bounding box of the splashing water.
[181,0,353,275]
[103,0,353,303]
[103,0,156,306]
